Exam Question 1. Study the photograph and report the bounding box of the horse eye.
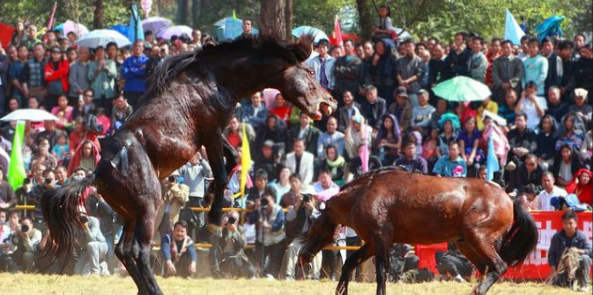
[308,70,315,75]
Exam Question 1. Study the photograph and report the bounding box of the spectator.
[84,194,117,275]
[284,186,322,281]
[241,92,268,130]
[255,114,287,158]
[476,96,498,131]
[344,114,372,159]
[468,36,488,83]
[396,39,424,107]
[511,154,543,193]
[429,98,449,132]
[573,34,586,57]
[457,117,483,171]
[121,40,149,109]
[515,81,547,130]
[280,173,303,208]
[253,140,281,183]
[448,32,472,77]
[498,89,518,125]
[375,114,401,165]
[11,217,42,272]
[432,142,467,177]
[68,116,100,155]
[410,89,435,135]
[394,141,428,174]
[0,169,16,209]
[161,220,197,278]
[565,168,592,206]
[240,19,253,38]
[569,88,591,123]
[333,39,362,103]
[360,85,387,130]
[306,39,335,93]
[35,119,66,151]
[579,127,592,162]
[318,145,346,186]
[546,86,569,123]
[436,242,472,282]
[50,134,69,163]
[31,136,58,170]
[255,193,285,279]
[155,171,189,242]
[54,165,68,187]
[284,139,315,185]
[557,41,575,103]
[224,115,255,150]
[540,38,562,97]
[10,22,26,46]
[366,39,397,104]
[270,167,292,203]
[538,171,567,210]
[22,25,39,50]
[491,40,523,104]
[438,117,459,157]
[548,210,591,292]
[518,183,540,210]
[535,115,557,165]
[88,46,117,113]
[388,86,413,131]
[389,243,420,283]
[555,113,584,151]
[522,38,548,96]
[551,144,583,187]
[67,140,100,175]
[43,46,69,110]
[247,169,278,204]
[71,89,95,119]
[372,5,397,41]
[210,211,255,279]
[179,151,212,242]
[428,43,452,88]
[287,111,320,156]
[110,94,133,132]
[485,38,501,88]
[22,42,47,101]
[506,113,537,166]
[67,46,90,105]
[573,44,592,101]
[8,45,29,106]
[336,90,360,132]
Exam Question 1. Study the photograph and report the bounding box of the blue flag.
[504,9,525,45]
[486,133,499,182]
[128,3,144,43]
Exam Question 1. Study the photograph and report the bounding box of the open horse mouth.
[311,101,334,121]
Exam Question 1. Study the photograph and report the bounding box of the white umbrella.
[63,20,90,37]
[76,29,132,49]
[141,17,172,36]
[1,109,59,122]
[158,25,193,39]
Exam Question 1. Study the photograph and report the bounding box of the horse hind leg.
[116,222,150,295]
[133,210,163,295]
[462,233,508,295]
[336,243,374,295]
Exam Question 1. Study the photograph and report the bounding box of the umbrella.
[76,29,131,48]
[215,17,258,40]
[61,20,89,37]
[432,76,492,102]
[292,26,328,43]
[158,25,192,39]
[141,17,171,36]
[1,109,59,122]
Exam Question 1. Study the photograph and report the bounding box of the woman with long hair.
[51,95,74,126]
[438,118,459,156]
[551,144,583,187]
[555,113,584,151]
[67,140,101,176]
[374,114,401,165]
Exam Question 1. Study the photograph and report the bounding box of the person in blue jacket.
[121,40,149,109]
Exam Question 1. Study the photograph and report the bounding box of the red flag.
[47,2,58,32]
[0,23,15,49]
[333,16,343,47]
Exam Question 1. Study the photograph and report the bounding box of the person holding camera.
[161,220,197,278]
[283,186,322,281]
[255,193,285,279]
[210,211,255,279]
[155,171,189,242]
[28,168,59,233]
[0,210,18,272]
[0,168,16,210]
[10,217,41,272]
[75,215,108,275]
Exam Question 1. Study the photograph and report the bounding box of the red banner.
[0,23,15,49]
[415,211,593,279]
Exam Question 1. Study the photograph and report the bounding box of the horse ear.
[291,34,314,63]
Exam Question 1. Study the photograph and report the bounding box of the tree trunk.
[259,0,287,40]
[93,0,105,29]
[355,0,373,40]
[285,0,293,40]
[192,0,201,28]
[177,0,191,25]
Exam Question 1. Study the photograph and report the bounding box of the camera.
[227,216,236,225]
[44,177,53,185]
[167,176,177,183]
[20,224,29,232]
[24,177,32,185]
[302,194,311,203]
[260,197,269,209]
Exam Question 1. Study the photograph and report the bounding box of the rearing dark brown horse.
[299,168,538,295]
[41,34,336,295]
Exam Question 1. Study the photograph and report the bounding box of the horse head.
[298,209,339,265]
[275,34,338,121]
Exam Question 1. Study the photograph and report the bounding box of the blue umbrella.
[214,17,258,40]
[535,15,565,41]
[292,26,328,42]
[76,29,131,48]
[432,76,492,102]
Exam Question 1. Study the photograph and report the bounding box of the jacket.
[307,55,336,91]
[68,61,90,97]
[88,59,117,99]
[284,151,315,185]
[548,229,592,269]
[121,54,149,93]
[155,183,190,235]
[44,60,70,94]
[333,54,362,94]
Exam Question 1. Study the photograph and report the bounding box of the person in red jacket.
[44,46,70,110]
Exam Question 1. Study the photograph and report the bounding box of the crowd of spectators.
[0,9,591,288]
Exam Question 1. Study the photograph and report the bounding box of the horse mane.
[146,33,314,99]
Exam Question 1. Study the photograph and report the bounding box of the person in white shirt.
[537,172,567,211]
[515,81,547,130]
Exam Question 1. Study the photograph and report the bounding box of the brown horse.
[41,34,336,295]
[299,168,538,295]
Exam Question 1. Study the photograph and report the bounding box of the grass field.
[0,274,585,295]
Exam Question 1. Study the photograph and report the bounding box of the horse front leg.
[336,243,374,295]
[203,130,227,227]
[374,242,390,295]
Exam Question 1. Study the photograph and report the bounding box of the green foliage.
[293,0,351,32]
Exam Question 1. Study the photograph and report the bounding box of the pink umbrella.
[262,88,280,109]
[63,20,89,37]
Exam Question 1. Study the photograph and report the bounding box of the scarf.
[170,235,192,264]
[326,155,345,168]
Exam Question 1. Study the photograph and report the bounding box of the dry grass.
[0,273,585,295]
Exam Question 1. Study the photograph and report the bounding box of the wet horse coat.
[300,168,538,295]
[42,34,336,295]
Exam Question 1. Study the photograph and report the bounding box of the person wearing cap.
[396,39,424,107]
[334,39,362,103]
[360,85,387,130]
[88,46,117,114]
[283,184,322,281]
[306,39,335,93]
[388,86,413,131]
[121,40,149,109]
[154,170,189,243]
[43,46,70,110]
[178,151,213,242]
[570,88,591,122]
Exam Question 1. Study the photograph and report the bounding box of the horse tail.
[41,173,97,261]
[498,199,538,267]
